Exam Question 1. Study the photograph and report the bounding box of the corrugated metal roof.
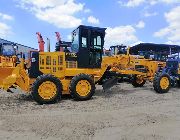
[0,38,37,51]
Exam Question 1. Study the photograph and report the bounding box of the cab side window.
[82,37,87,48]
[71,29,79,53]
[93,36,101,49]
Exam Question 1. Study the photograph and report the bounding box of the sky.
[0,0,180,50]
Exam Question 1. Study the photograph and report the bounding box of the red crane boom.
[36,32,45,52]
[55,32,63,52]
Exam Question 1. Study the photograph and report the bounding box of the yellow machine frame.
[108,48,166,83]
[0,56,17,67]
[0,51,166,93]
[0,25,168,104]
[0,52,118,93]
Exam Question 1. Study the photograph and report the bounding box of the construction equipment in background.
[103,45,166,87]
[0,43,18,89]
[36,32,45,52]
[108,48,166,88]
[127,43,180,93]
[103,48,111,56]
[0,37,38,89]
[130,43,180,61]
[0,43,18,67]
[55,32,71,52]
[153,49,180,93]
[0,37,39,69]
[55,32,63,52]
[110,45,127,55]
[103,45,127,56]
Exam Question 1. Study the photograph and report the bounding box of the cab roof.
[130,43,180,54]
[74,25,107,34]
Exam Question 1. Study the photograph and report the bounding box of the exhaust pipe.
[47,38,50,52]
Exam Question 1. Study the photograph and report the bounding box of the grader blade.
[0,68,15,88]
[102,77,118,91]
[0,67,19,91]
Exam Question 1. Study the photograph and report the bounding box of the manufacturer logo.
[66,53,77,58]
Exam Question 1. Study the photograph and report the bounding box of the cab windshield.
[71,29,79,53]
[2,45,16,56]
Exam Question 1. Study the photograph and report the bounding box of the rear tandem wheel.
[69,74,95,101]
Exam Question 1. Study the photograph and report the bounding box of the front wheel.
[132,75,146,87]
[153,73,171,93]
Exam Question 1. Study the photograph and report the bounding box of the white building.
[0,38,38,58]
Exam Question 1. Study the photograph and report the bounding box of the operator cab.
[55,41,71,52]
[166,54,180,74]
[0,43,17,56]
[71,25,106,68]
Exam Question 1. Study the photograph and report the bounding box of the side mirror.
[31,58,36,62]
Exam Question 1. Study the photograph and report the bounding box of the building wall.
[0,38,38,54]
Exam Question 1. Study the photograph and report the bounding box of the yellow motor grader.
[107,45,166,89]
[0,25,123,104]
[0,25,169,104]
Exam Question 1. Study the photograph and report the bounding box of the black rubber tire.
[153,73,171,93]
[177,80,180,87]
[97,79,103,85]
[132,75,146,87]
[31,74,62,104]
[118,77,123,83]
[69,74,95,101]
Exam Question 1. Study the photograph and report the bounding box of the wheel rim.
[76,80,91,97]
[38,81,57,100]
[136,77,144,84]
[160,77,169,89]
